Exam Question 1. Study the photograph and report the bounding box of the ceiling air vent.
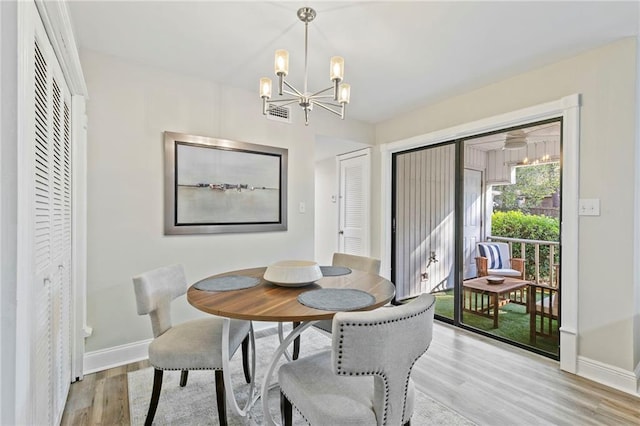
[267,105,291,123]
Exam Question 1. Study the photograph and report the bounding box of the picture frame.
[164,131,288,235]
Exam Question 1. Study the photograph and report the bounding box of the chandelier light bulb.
[338,83,351,104]
[330,56,344,81]
[274,50,289,76]
[260,77,272,98]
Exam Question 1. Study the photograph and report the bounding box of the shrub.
[491,211,559,281]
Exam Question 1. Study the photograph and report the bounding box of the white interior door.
[338,149,371,256]
[463,169,483,279]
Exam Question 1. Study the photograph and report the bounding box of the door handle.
[339,230,344,235]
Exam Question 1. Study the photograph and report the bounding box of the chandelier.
[259,7,351,126]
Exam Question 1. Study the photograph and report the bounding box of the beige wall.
[375,38,638,371]
[81,50,373,352]
[314,156,339,266]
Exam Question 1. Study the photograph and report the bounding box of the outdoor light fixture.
[503,130,528,150]
[259,7,351,126]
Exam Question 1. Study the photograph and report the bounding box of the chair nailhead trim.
[154,367,222,371]
[280,388,311,425]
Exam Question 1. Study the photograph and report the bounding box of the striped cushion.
[478,243,503,269]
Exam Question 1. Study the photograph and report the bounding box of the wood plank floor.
[61,322,640,425]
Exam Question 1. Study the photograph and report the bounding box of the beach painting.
[164,132,287,234]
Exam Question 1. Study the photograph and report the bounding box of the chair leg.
[241,335,251,384]
[145,368,163,426]
[280,390,293,426]
[179,370,188,387]
[215,370,227,426]
[292,321,301,360]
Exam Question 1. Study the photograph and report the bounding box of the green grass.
[434,290,559,355]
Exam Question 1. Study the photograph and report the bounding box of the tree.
[494,162,560,213]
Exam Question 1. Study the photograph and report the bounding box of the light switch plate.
[579,198,600,216]
[299,201,306,213]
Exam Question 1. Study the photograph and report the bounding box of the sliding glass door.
[391,119,561,359]
[392,142,456,319]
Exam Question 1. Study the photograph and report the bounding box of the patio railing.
[487,235,559,284]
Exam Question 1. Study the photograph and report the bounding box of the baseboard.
[83,338,152,375]
[82,321,279,374]
[559,326,577,373]
[577,355,640,397]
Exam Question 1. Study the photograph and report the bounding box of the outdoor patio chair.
[475,241,525,279]
[529,279,560,344]
[279,293,435,426]
[132,264,252,426]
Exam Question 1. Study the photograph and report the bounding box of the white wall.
[80,49,373,355]
[634,10,640,378]
[0,2,18,423]
[314,156,339,265]
[375,38,638,374]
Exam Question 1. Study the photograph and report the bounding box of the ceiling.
[68,1,639,126]
[68,0,640,160]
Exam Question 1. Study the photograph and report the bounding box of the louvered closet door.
[31,10,73,426]
[33,34,54,426]
[338,150,370,255]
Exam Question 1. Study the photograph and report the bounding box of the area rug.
[128,327,474,425]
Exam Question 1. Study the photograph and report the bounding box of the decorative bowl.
[486,275,505,285]
[264,260,323,287]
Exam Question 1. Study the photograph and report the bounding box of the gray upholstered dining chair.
[279,293,435,426]
[313,252,381,333]
[291,253,381,359]
[133,264,252,426]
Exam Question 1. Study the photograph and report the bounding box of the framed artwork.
[164,131,288,234]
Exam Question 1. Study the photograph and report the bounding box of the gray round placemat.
[297,288,375,311]
[193,275,260,292]
[320,266,352,277]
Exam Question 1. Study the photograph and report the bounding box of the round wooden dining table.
[187,266,396,322]
[187,266,395,426]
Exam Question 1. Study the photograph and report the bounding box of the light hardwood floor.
[61,322,640,425]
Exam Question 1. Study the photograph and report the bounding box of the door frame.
[379,94,580,374]
[462,168,484,280]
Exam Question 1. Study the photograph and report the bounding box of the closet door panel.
[29,9,73,425]
[32,34,54,426]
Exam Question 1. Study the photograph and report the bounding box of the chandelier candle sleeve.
[260,77,272,114]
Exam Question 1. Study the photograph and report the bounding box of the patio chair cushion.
[478,243,504,269]
[487,268,522,278]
